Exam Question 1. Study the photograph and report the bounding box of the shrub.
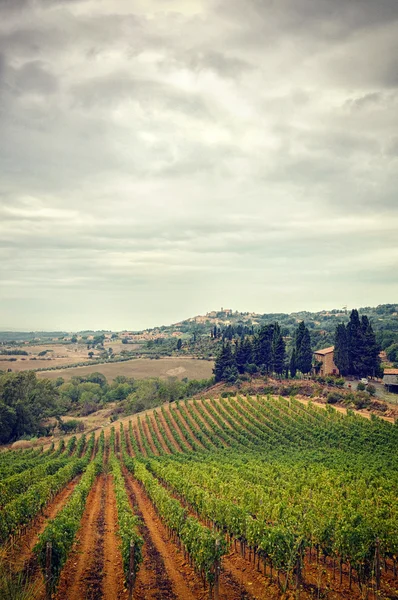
[327,391,343,404]
[371,400,388,413]
[59,419,84,433]
[366,383,376,396]
[357,382,366,391]
[352,392,371,409]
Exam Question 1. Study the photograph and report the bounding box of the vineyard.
[0,396,397,600]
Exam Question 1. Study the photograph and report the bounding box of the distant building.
[313,346,339,376]
[383,369,398,393]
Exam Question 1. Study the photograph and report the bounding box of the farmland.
[36,357,214,382]
[1,395,397,600]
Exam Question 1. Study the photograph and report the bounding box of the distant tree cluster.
[0,372,59,444]
[334,310,382,377]
[0,349,29,356]
[0,370,214,444]
[214,322,313,383]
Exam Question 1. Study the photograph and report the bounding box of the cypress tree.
[254,324,274,373]
[234,338,244,374]
[334,324,350,376]
[242,337,253,367]
[289,348,297,378]
[213,342,236,382]
[347,309,364,376]
[235,337,252,373]
[272,323,286,376]
[295,322,313,374]
[361,316,382,377]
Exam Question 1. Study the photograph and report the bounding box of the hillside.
[1,394,397,600]
[147,303,398,349]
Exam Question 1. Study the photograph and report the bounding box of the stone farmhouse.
[313,346,339,376]
[383,369,398,393]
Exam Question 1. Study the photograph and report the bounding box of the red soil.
[149,413,171,455]
[165,407,192,451]
[123,468,248,600]
[157,411,182,452]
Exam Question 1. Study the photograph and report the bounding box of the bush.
[327,391,343,404]
[59,419,84,433]
[357,382,366,391]
[352,392,371,409]
[366,383,376,396]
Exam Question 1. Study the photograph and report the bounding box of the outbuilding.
[383,369,398,393]
[313,346,339,376]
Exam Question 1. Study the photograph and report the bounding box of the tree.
[176,339,182,351]
[0,372,60,443]
[295,322,313,374]
[213,342,236,382]
[347,309,364,376]
[254,325,274,373]
[386,343,398,363]
[334,324,350,376]
[289,348,297,378]
[361,316,382,377]
[272,324,286,376]
[234,337,252,374]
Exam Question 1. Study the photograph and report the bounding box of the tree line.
[334,309,382,377]
[214,321,313,382]
[214,310,383,383]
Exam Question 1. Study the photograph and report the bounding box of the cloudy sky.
[1,0,397,331]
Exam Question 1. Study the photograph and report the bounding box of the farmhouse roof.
[384,368,398,375]
[314,346,335,355]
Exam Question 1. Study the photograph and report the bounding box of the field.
[1,395,397,600]
[0,341,141,373]
[36,357,214,382]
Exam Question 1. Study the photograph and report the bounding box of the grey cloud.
[0,0,397,329]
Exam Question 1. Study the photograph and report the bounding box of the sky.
[1,0,397,331]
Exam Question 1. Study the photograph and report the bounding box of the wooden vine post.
[45,541,52,600]
[129,540,135,600]
[375,537,380,596]
[214,539,220,600]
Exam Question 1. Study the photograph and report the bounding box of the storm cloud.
[0,0,397,330]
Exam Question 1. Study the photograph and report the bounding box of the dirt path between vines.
[1,475,81,575]
[56,473,105,599]
[123,467,177,599]
[149,413,171,454]
[174,406,206,450]
[165,407,192,451]
[158,411,182,452]
[134,422,146,456]
[142,418,158,455]
[123,468,248,600]
[103,473,125,599]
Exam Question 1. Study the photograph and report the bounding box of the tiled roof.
[314,346,334,355]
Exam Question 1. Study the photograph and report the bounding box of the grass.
[0,561,42,600]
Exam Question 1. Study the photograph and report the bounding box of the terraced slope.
[1,395,397,600]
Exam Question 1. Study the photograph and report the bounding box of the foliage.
[0,372,60,444]
[34,432,104,590]
[109,427,143,581]
[295,322,313,374]
[335,310,382,378]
